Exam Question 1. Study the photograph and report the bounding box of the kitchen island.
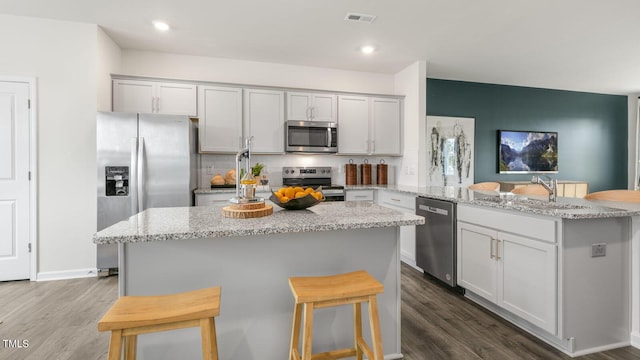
[93,201,424,360]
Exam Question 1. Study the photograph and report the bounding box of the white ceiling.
[2,0,640,95]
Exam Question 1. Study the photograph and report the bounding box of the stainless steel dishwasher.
[415,197,458,287]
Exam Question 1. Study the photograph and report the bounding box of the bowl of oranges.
[270,186,324,210]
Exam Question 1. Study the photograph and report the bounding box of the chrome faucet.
[531,175,557,202]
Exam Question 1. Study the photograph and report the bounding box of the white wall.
[97,27,122,112]
[0,15,98,278]
[629,95,640,189]
[121,50,395,94]
[394,61,427,187]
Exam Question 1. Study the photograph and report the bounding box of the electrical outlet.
[591,243,606,257]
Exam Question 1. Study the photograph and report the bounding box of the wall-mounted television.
[498,130,558,173]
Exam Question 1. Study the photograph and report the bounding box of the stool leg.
[200,317,218,360]
[302,303,314,360]
[353,303,363,360]
[124,335,137,360]
[289,303,303,360]
[368,296,384,360]
[108,329,123,360]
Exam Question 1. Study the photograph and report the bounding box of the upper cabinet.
[287,92,337,122]
[198,85,243,153]
[113,79,197,117]
[338,96,402,156]
[198,86,285,154]
[244,88,285,154]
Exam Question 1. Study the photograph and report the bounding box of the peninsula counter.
[94,202,424,360]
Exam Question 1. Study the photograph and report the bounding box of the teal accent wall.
[426,79,628,192]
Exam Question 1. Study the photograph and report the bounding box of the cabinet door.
[287,92,312,121]
[112,79,154,113]
[311,94,337,122]
[244,88,285,153]
[499,232,557,334]
[337,96,370,154]
[156,82,197,117]
[198,86,243,153]
[345,189,374,201]
[371,98,401,155]
[457,222,498,303]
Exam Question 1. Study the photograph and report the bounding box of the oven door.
[286,121,337,153]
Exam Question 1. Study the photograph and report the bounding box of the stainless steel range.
[282,166,344,201]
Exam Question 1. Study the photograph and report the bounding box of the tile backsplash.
[198,154,399,189]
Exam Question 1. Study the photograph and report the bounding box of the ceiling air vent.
[344,13,377,24]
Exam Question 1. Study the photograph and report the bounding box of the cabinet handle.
[310,107,315,120]
[391,198,401,202]
[306,107,311,120]
[496,239,501,260]
[490,238,496,259]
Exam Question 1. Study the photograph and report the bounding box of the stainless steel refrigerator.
[96,112,197,275]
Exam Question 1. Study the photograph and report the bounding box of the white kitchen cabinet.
[371,98,401,155]
[457,222,498,302]
[287,92,336,122]
[198,86,243,153]
[337,96,369,154]
[345,189,375,202]
[244,88,285,153]
[378,190,417,267]
[113,79,197,117]
[338,96,402,156]
[457,205,558,335]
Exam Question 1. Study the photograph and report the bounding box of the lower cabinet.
[458,207,557,335]
[345,189,375,202]
[377,190,417,266]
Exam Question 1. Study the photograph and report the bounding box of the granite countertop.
[344,184,640,219]
[93,201,425,245]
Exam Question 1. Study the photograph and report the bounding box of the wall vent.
[344,13,377,24]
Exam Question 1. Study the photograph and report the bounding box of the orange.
[284,187,296,199]
[293,187,304,193]
[304,187,314,194]
[280,196,290,203]
[295,192,307,199]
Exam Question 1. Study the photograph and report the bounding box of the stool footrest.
[310,348,357,359]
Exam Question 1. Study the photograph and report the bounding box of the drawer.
[379,191,415,211]
[345,190,374,202]
[457,204,557,243]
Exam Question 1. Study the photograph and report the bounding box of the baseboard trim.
[631,331,640,349]
[37,268,98,281]
[400,256,423,272]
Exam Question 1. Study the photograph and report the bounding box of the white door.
[337,95,369,154]
[457,222,498,302]
[499,232,557,334]
[310,94,336,122]
[156,82,197,117]
[198,86,243,152]
[112,79,155,113]
[286,92,312,121]
[0,81,31,281]
[371,98,401,155]
[244,88,284,153]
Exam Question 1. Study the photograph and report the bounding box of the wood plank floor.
[1,265,640,359]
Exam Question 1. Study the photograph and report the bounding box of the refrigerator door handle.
[137,137,145,212]
[130,138,139,214]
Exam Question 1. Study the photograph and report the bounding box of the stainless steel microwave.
[286,120,338,153]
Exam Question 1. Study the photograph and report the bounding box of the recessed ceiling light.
[361,45,376,54]
[153,21,170,32]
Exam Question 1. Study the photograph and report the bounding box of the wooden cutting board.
[221,202,273,218]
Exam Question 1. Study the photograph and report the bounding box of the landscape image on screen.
[499,130,558,173]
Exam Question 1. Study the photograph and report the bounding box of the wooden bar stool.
[98,286,221,360]
[288,270,384,360]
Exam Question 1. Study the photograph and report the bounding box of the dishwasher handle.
[418,204,449,216]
